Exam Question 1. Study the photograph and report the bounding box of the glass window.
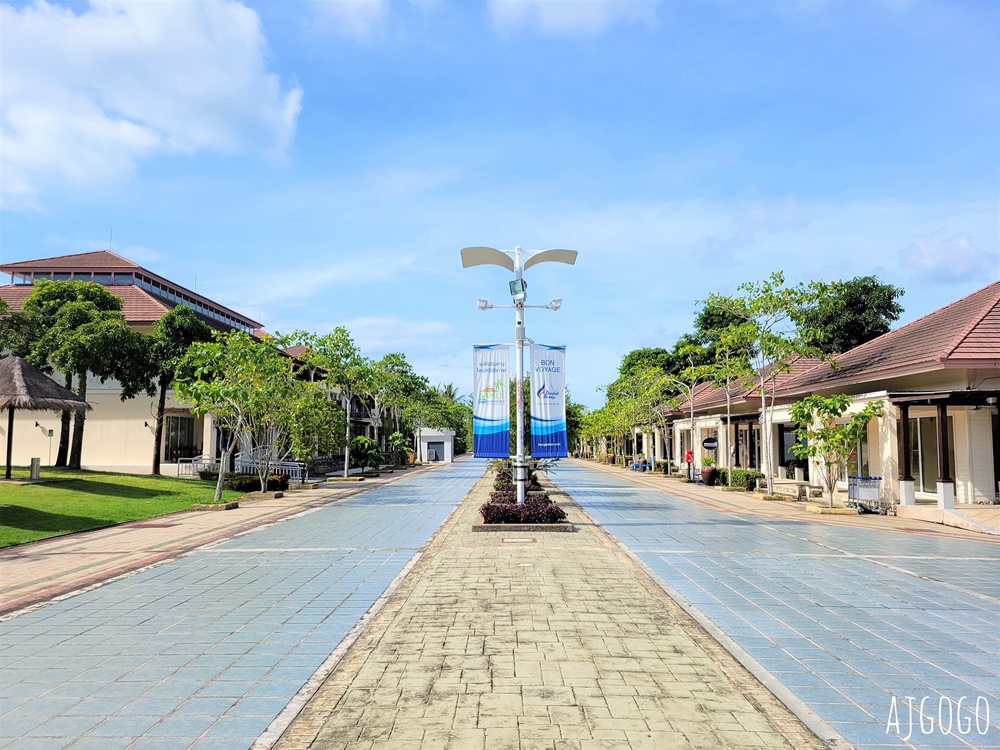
[92,273,112,285]
[909,415,956,493]
[72,272,92,282]
[112,273,133,285]
[52,272,71,281]
[26,272,46,283]
[164,416,197,462]
[847,425,870,478]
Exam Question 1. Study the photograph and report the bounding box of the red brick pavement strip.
[0,466,435,618]
[570,458,1000,543]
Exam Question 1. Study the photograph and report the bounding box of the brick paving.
[275,467,824,750]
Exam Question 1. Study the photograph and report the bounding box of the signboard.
[472,345,510,458]
[530,345,568,458]
[702,437,719,451]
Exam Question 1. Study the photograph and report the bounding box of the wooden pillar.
[898,404,912,480]
[897,403,915,505]
[5,406,13,480]
[936,402,955,508]
[936,402,951,482]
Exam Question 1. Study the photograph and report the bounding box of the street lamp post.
[462,245,577,505]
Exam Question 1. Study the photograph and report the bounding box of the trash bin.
[30,457,40,481]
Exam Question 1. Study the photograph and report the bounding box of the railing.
[234,451,304,481]
[179,453,304,481]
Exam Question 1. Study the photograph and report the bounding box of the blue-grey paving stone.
[0,716,47,738]
[4,738,74,750]
[88,715,161,736]
[554,462,1000,750]
[0,461,482,748]
[66,738,132,750]
[189,738,259,750]
[145,713,218,737]
[25,715,103,737]
[128,738,196,750]
[203,714,272,737]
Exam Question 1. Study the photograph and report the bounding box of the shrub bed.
[714,468,764,492]
[197,470,290,492]
[479,495,567,524]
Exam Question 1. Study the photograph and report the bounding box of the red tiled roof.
[284,344,309,358]
[681,356,826,413]
[780,280,1000,395]
[0,250,140,272]
[2,284,204,327]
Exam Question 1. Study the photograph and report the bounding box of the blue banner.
[472,345,510,458]
[531,345,567,458]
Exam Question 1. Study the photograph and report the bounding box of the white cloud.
[0,0,302,210]
[900,232,1000,284]
[309,0,386,36]
[488,0,659,35]
[340,316,458,354]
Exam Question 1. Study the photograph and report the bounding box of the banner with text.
[473,345,510,458]
[530,345,568,458]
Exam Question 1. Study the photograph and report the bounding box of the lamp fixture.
[144,421,150,428]
[35,421,40,427]
[988,396,998,406]
[548,298,562,311]
[477,298,490,311]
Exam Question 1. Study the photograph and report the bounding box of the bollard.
[30,457,41,481]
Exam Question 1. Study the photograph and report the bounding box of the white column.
[899,480,916,506]
[937,482,955,509]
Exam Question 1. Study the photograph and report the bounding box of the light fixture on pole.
[462,245,577,505]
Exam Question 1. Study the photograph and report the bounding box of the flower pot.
[701,467,717,486]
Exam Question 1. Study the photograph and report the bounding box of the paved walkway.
[0,462,481,750]
[555,461,1000,750]
[274,464,824,750]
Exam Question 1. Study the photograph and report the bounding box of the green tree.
[800,275,904,354]
[350,435,382,474]
[565,388,587,455]
[705,272,829,495]
[360,352,418,448]
[148,306,214,475]
[176,330,297,500]
[17,281,148,469]
[700,326,755,486]
[790,395,884,507]
[288,385,347,481]
[618,348,672,378]
[295,328,368,478]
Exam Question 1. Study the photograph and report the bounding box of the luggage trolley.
[846,476,892,514]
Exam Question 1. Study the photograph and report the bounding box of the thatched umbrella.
[0,356,91,480]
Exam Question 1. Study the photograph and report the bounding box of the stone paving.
[0,462,482,750]
[275,464,824,750]
[555,461,1000,750]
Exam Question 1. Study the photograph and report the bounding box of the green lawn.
[0,467,241,547]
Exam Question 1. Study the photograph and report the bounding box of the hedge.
[714,468,764,492]
[197,470,290,492]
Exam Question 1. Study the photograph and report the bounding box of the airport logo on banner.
[472,345,510,458]
[530,345,568,458]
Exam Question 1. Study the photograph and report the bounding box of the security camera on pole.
[462,246,577,505]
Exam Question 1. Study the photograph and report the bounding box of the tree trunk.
[759,380,772,495]
[215,447,228,502]
[152,373,169,475]
[56,373,73,467]
[343,395,352,478]
[69,370,87,470]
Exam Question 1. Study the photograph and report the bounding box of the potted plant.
[701,455,717,486]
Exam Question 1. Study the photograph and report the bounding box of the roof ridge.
[938,285,1000,361]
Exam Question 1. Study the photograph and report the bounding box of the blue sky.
[1,0,998,408]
